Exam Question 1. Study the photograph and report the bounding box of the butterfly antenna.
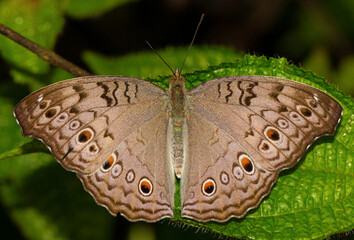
[179,13,205,74]
[146,40,175,76]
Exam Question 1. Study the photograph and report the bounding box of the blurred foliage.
[82,45,240,78]
[0,0,353,240]
[65,0,135,18]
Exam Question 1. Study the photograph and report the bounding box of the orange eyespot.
[300,107,312,117]
[78,130,92,143]
[239,154,254,174]
[139,178,153,196]
[107,155,115,165]
[266,128,280,141]
[202,179,216,196]
[45,108,57,118]
[101,155,115,171]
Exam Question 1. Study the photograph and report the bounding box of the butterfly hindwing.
[181,109,278,222]
[77,111,175,222]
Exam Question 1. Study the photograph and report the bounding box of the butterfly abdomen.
[168,74,188,178]
[170,118,184,178]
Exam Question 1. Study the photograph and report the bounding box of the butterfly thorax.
[168,69,187,178]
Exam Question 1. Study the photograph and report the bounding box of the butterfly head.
[169,68,186,89]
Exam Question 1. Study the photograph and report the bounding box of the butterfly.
[13,16,342,223]
[13,70,342,222]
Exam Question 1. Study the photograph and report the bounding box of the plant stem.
[0,23,90,77]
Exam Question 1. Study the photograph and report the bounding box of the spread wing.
[14,76,175,221]
[181,76,342,222]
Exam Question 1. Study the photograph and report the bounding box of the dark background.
[56,0,354,97]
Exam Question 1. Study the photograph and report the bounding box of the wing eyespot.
[260,142,269,151]
[77,128,94,144]
[86,142,100,156]
[265,127,280,141]
[39,101,48,109]
[69,120,81,130]
[277,118,289,128]
[111,162,123,178]
[89,145,97,152]
[238,154,255,174]
[220,171,229,185]
[126,170,135,183]
[139,178,153,196]
[57,112,69,121]
[202,179,216,196]
[289,112,301,121]
[232,164,244,180]
[45,108,57,118]
[101,153,117,172]
[299,106,312,117]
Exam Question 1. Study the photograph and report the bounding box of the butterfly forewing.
[187,76,342,171]
[14,76,167,174]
